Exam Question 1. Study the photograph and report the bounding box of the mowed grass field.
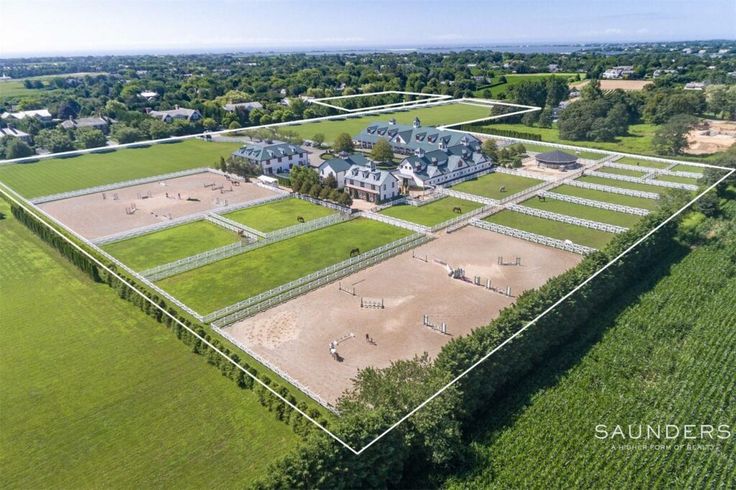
[0,139,240,199]
[223,197,335,233]
[0,202,297,488]
[103,220,242,270]
[522,143,604,160]
[453,172,543,200]
[616,156,670,169]
[655,174,701,185]
[552,184,660,210]
[475,73,583,98]
[379,196,483,226]
[485,210,615,249]
[670,163,705,174]
[521,197,642,228]
[578,175,667,194]
[0,73,105,98]
[597,166,648,178]
[157,218,411,314]
[284,103,491,143]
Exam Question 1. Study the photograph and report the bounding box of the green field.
[157,218,411,314]
[103,220,241,270]
[284,103,491,143]
[521,197,642,228]
[655,174,701,185]
[453,172,543,200]
[0,201,297,488]
[0,72,105,98]
[223,197,335,233]
[475,73,583,98]
[596,166,648,178]
[379,196,483,226]
[578,175,666,194]
[485,210,615,249]
[616,156,671,169]
[0,139,240,199]
[670,163,705,174]
[552,184,660,210]
[521,143,604,160]
[443,227,736,488]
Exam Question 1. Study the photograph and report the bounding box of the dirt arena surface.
[685,119,736,155]
[571,79,652,91]
[38,172,280,239]
[225,226,581,404]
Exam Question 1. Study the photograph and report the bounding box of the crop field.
[0,201,297,488]
[223,197,335,233]
[577,175,669,194]
[443,227,736,488]
[616,156,671,169]
[379,196,483,226]
[103,220,242,271]
[521,197,642,228]
[156,218,411,314]
[485,210,615,249]
[475,73,583,98]
[452,172,543,200]
[596,166,648,178]
[0,139,241,198]
[284,102,492,143]
[553,184,660,210]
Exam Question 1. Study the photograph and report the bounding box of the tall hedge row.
[10,203,330,439]
[460,124,543,141]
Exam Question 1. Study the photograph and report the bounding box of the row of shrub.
[252,191,692,488]
[460,124,543,141]
[10,203,331,439]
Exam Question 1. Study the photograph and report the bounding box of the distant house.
[0,126,31,143]
[232,140,308,175]
[684,81,706,91]
[223,102,263,112]
[602,66,635,80]
[548,64,559,73]
[147,106,202,123]
[1,109,53,123]
[319,153,369,189]
[344,162,399,203]
[139,90,158,100]
[59,116,113,133]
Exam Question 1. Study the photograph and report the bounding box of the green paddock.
[379,196,483,226]
[223,197,335,233]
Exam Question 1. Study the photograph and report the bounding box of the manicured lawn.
[577,175,666,194]
[655,174,701,185]
[0,139,241,198]
[0,72,104,99]
[0,202,297,488]
[521,197,642,228]
[103,220,242,270]
[380,196,483,226]
[616,156,670,169]
[670,163,705,174]
[223,197,335,233]
[284,103,491,143]
[552,184,660,210]
[453,172,543,200]
[484,210,615,249]
[157,218,411,314]
[596,166,647,178]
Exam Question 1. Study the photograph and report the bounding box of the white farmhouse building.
[344,163,399,203]
[232,140,308,175]
[318,153,368,189]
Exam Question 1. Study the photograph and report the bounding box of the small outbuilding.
[535,150,578,170]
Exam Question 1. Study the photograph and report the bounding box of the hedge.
[459,124,543,141]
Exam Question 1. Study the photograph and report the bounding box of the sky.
[1,0,735,57]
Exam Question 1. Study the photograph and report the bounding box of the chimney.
[175,104,180,110]
[413,117,420,128]
[369,161,376,171]
[388,118,396,125]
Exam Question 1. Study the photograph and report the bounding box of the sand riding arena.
[37,170,281,240]
[224,225,582,404]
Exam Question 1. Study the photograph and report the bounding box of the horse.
[452,206,462,214]
[350,247,360,257]
[297,216,305,223]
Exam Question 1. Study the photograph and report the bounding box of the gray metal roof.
[535,150,578,165]
[319,153,368,173]
[233,140,307,162]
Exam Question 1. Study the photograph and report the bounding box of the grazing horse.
[350,247,360,257]
[297,216,305,223]
[452,206,462,214]
[499,185,506,193]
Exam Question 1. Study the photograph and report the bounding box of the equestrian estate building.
[344,162,399,203]
[318,152,369,188]
[232,140,309,175]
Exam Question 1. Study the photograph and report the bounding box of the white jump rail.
[506,204,628,234]
[567,179,660,200]
[585,170,698,191]
[471,219,596,255]
[30,167,211,204]
[541,191,650,216]
[208,233,432,325]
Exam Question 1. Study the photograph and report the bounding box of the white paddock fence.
[585,170,698,191]
[359,211,431,234]
[471,219,596,255]
[208,233,432,326]
[213,325,338,413]
[492,166,556,182]
[602,161,702,179]
[141,213,352,281]
[293,193,353,213]
[439,187,498,206]
[497,180,554,205]
[206,213,264,238]
[567,179,660,200]
[430,204,495,233]
[93,212,210,245]
[31,167,211,204]
[506,204,628,234]
[541,191,650,216]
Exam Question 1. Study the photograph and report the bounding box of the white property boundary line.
[308,90,453,113]
[1,94,732,455]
